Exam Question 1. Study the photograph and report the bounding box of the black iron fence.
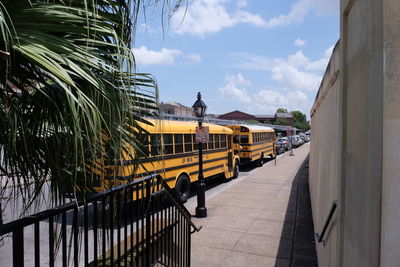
[0,174,201,266]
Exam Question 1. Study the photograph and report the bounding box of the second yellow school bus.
[99,119,239,202]
[226,124,276,167]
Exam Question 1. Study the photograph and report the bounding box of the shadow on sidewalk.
[275,155,318,267]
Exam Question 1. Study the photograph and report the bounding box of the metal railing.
[0,174,200,266]
[315,200,337,246]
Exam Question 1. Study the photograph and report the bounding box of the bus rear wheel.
[175,174,190,203]
[257,153,264,167]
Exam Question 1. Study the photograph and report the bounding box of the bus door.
[227,135,233,172]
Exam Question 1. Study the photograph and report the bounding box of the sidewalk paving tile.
[258,209,294,223]
[189,143,313,266]
[247,219,294,240]
[191,245,230,267]
[232,233,292,259]
[191,228,243,250]
[223,251,289,267]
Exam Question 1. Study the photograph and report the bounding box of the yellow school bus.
[97,119,239,202]
[226,124,276,167]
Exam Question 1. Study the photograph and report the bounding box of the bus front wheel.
[175,174,191,203]
[233,160,240,179]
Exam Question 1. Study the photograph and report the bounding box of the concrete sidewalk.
[186,142,316,267]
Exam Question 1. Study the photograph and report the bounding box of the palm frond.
[0,0,184,215]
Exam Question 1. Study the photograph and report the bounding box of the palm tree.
[0,0,183,216]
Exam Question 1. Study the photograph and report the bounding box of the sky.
[133,0,339,118]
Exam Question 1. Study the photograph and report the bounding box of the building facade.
[160,102,194,117]
[218,110,293,125]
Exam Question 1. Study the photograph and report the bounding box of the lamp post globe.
[192,92,207,218]
[192,92,207,119]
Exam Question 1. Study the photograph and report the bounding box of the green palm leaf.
[0,0,183,214]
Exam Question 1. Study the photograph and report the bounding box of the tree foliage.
[0,0,183,211]
[276,108,288,113]
[274,117,288,126]
[291,110,310,130]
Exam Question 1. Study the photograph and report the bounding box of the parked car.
[275,139,286,155]
[305,131,311,142]
[289,135,302,147]
[277,137,291,151]
[299,133,306,144]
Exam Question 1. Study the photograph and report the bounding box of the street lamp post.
[192,92,207,218]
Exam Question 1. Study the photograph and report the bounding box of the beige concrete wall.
[310,0,400,266]
[310,42,340,267]
[340,0,383,266]
[381,1,400,266]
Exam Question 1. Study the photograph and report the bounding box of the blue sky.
[134,0,339,117]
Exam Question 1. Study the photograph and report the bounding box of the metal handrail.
[155,176,202,233]
[315,200,337,245]
[0,173,200,266]
[0,174,202,235]
[0,174,157,235]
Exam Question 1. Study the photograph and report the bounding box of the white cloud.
[171,0,236,37]
[133,46,201,66]
[218,73,313,115]
[171,0,268,37]
[272,63,321,91]
[264,0,339,28]
[133,46,181,65]
[171,0,338,37]
[185,53,202,63]
[138,23,159,34]
[231,53,274,71]
[305,58,329,71]
[219,73,252,103]
[287,51,310,67]
[236,0,247,8]
[271,50,324,91]
[324,45,335,57]
[254,90,310,115]
[232,46,336,92]
[235,11,267,27]
[264,0,309,28]
[294,38,306,46]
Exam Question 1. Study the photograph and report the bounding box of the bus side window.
[163,134,173,154]
[215,134,220,148]
[208,134,214,150]
[228,135,232,149]
[174,134,183,154]
[184,134,192,152]
[151,134,161,156]
[193,134,199,151]
[233,135,239,144]
[221,134,227,148]
[142,134,150,157]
